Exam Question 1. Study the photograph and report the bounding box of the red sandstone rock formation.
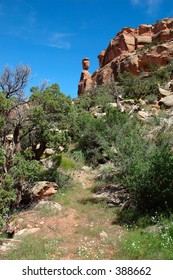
[78,18,173,96]
[78,58,93,96]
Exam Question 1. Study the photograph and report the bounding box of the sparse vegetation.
[4,235,61,260]
[117,218,173,259]
[1,60,173,260]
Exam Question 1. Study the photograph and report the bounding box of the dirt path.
[0,167,124,260]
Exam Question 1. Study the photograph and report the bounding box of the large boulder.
[29,181,58,200]
[159,87,172,97]
[159,95,173,108]
[137,110,152,121]
[93,184,131,207]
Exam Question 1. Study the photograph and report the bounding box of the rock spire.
[78,58,93,96]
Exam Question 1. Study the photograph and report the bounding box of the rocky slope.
[78,18,173,96]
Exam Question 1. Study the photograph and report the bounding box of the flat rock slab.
[14,228,40,238]
[33,200,62,213]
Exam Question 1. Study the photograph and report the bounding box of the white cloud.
[131,0,163,14]
[45,39,71,50]
[47,42,71,49]
[5,24,73,49]
[147,0,163,14]
[0,1,75,50]
[46,33,72,49]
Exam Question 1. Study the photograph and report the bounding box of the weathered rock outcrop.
[29,181,58,200]
[78,18,173,96]
[78,58,93,96]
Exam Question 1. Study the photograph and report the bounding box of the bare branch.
[0,65,31,98]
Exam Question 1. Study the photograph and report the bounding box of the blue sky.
[0,0,173,98]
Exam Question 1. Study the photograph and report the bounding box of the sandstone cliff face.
[78,18,173,96]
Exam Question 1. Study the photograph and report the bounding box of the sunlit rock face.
[78,58,93,96]
[78,18,173,96]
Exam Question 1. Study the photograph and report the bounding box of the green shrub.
[60,156,77,171]
[77,117,110,165]
[11,154,43,183]
[96,107,173,213]
[117,63,173,100]
[69,109,93,141]
[117,222,173,259]
[70,150,85,166]
[76,108,141,166]
[75,82,118,111]
[150,63,173,83]
[130,144,173,211]
[0,174,16,218]
[114,125,173,212]
[42,166,72,189]
[53,171,72,189]
[117,72,159,99]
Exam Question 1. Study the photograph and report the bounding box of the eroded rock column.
[78,58,93,96]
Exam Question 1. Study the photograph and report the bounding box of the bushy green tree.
[27,84,73,160]
[11,154,43,183]
[0,74,74,218]
[0,174,16,215]
[77,116,109,165]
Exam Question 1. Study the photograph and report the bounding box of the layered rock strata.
[78,18,173,96]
